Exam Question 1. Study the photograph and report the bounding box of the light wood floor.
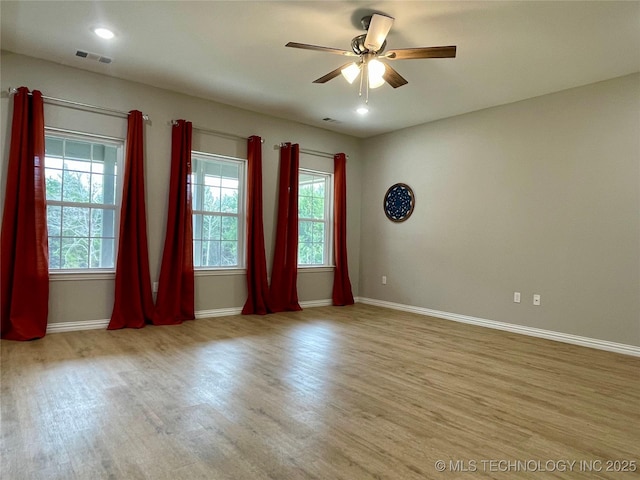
[1,304,639,479]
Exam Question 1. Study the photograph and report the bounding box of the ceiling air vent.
[75,50,112,64]
[322,117,341,123]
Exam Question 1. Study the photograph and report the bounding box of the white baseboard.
[46,299,337,333]
[46,309,243,333]
[357,297,640,357]
[44,298,639,357]
[47,318,110,333]
[195,307,243,319]
[47,298,638,357]
[300,299,334,308]
[195,299,334,318]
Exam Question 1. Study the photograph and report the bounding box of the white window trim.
[298,168,334,267]
[44,128,124,274]
[191,150,247,271]
[49,271,116,281]
[194,268,247,277]
[298,266,335,273]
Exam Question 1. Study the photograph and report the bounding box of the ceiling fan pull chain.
[364,60,370,104]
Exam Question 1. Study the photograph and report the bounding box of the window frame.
[297,168,334,268]
[44,128,125,275]
[190,150,247,271]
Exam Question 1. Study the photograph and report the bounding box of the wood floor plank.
[1,304,639,479]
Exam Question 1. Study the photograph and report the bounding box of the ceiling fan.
[286,13,456,102]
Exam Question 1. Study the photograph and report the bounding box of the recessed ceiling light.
[356,107,369,115]
[93,27,115,40]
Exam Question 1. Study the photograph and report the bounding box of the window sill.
[298,266,335,273]
[49,267,330,281]
[50,271,115,281]
[195,268,246,277]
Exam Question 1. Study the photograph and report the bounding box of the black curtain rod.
[274,143,348,159]
[170,120,263,143]
[7,87,150,121]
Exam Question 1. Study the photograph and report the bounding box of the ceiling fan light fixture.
[341,63,361,84]
[356,106,369,115]
[369,76,386,89]
[368,59,386,88]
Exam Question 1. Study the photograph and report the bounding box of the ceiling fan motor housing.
[351,34,386,55]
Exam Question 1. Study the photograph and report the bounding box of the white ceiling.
[2,1,639,138]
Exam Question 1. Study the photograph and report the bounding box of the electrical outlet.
[513,292,521,303]
[382,275,387,285]
[533,294,541,306]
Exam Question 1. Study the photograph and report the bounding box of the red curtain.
[152,120,195,325]
[332,153,354,306]
[109,111,154,329]
[1,87,49,340]
[242,136,272,315]
[269,143,301,312]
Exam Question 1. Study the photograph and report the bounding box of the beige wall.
[0,51,362,323]
[359,74,640,346]
[2,51,638,348]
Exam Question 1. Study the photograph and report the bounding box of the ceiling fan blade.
[286,42,356,56]
[382,64,408,88]
[386,46,457,60]
[313,63,355,84]
[364,14,394,52]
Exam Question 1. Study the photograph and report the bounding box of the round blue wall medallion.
[383,183,415,222]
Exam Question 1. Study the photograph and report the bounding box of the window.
[191,152,245,268]
[298,170,332,266]
[44,133,123,271]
